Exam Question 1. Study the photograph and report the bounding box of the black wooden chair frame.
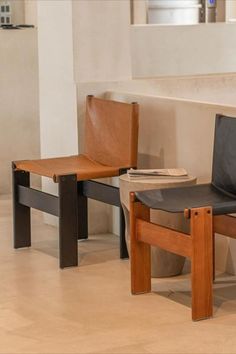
[12,164,128,269]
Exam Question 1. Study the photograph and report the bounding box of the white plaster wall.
[78,73,236,111]
[37,0,78,222]
[131,23,236,78]
[8,0,25,24]
[37,0,77,158]
[72,0,132,83]
[132,0,147,24]
[140,75,236,105]
[149,74,236,105]
[113,74,236,106]
[24,0,37,26]
[0,29,39,193]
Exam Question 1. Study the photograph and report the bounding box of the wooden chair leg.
[58,175,78,268]
[12,168,31,248]
[130,193,151,294]
[213,232,215,282]
[191,207,213,321]
[77,181,88,240]
[120,206,129,259]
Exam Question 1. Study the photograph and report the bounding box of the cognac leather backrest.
[84,95,139,168]
[212,114,236,196]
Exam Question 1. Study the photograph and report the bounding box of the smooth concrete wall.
[143,74,236,105]
[0,29,39,193]
[78,73,236,111]
[37,1,77,158]
[132,0,147,24]
[8,0,25,24]
[131,23,236,78]
[37,0,78,223]
[72,0,132,83]
[110,74,236,106]
[108,90,236,274]
[24,0,37,26]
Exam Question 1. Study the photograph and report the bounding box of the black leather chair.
[130,114,236,321]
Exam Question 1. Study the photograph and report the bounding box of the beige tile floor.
[1,195,236,354]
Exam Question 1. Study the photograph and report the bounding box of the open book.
[127,168,188,179]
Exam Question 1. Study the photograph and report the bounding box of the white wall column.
[37,0,78,220]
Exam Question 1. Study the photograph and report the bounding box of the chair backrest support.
[212,114,236,196]
[84,95,139,168]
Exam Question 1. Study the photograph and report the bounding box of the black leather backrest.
[212,114,236,196]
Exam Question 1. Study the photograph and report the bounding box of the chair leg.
[191,207,213,321]
[120,206,129,259]
[58,175,78,268]
[12,168,31,248]
[213,232,215,282]
[77,181,88,240]
[130,193,151,294]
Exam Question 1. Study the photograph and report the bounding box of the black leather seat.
[135,184,236,215]
[135,114,236,215]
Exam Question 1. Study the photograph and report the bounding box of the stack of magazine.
[127,168,189,179]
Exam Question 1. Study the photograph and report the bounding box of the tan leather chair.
[12,95,139,268]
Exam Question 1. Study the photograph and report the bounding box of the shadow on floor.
[152,273,236,314]
[32,235,120,267]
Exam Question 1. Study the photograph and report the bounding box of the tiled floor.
[1,195,236,354]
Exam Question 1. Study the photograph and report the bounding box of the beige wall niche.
[8,0,25,24]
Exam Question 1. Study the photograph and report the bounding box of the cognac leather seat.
[14,154,121,182]
[14,96,139,182]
